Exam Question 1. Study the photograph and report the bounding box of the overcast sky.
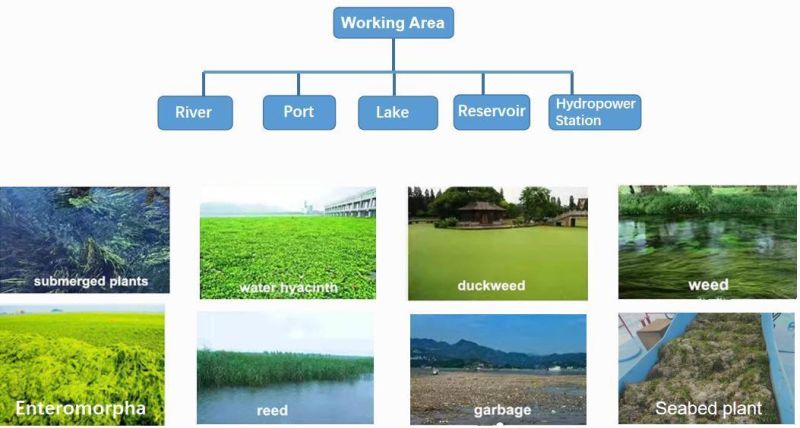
[198,312,373,356]
[201,186,372,213]
[0,305,163,313]
[417,186,587,204]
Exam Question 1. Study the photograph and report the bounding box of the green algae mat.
[408,224,587,300]
[0,312,165,425]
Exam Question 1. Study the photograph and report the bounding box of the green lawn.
[201,216,376,299]
[408,224,587,300]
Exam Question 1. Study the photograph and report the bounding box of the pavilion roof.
[458,201,506,211]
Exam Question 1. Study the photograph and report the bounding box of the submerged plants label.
[0,187,170,293]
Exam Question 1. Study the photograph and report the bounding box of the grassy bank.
[619,187,796,217]
[197,350,374,388]
[0,313,164,425]
[200,216,376,299]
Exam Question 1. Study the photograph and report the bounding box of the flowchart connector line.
[391,38,397,96]
[203,69,573,75]
[161,7,644,132]
[199,69,576,95]
[570,71,574,95]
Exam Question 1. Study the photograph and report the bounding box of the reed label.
[257,405,288,417]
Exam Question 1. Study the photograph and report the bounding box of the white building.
[325,188,376,217]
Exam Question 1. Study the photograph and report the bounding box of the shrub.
[434,217,458,229]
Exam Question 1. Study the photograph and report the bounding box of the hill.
[410,338,585,369]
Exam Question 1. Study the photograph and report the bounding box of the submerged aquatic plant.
[619,314,779,424]
[0,187,170,293]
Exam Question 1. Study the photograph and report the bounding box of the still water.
[619,216,796,298]
[197,375,373,424]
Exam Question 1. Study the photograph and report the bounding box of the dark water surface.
[0,187,170,293]
[619,216,796,298]
[197,375,373,424]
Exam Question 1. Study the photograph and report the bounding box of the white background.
[1,0,799,427]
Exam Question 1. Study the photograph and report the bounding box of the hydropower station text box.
[334,7,454,39]
[263,95,336,130]
[453,95,531,130]
[358,96,438,130]
[157,96,233,130]
[549,94,641,130]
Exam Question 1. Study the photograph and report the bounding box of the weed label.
[655,401,763,419]
[688,278,729,292]
[457,280,526,292]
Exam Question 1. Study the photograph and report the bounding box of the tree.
[429,187,506,219]
[519,187,555,222]
[506,203,521,219]
[569,195,576,210]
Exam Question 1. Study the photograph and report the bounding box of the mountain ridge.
[410,338,586,369]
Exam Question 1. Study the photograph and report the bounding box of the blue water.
[0,187,170,293]
[197,375,373,424]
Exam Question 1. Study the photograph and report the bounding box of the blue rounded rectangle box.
[358,96,438,130]
[263,95,336,130]
[334,7,454,39]
[157,96,233,131]
[549,94,641,130]
[453,95,531,131]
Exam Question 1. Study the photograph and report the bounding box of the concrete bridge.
[325,188,376,217]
